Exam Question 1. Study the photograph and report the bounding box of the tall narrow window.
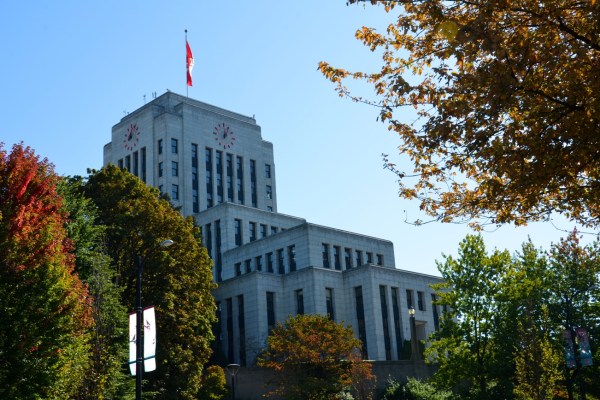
[205,147,213,207]
[171,184,179,201]
[266,292,275,332]
[432,293,440,331]
[118,158,123,169]
[234,219,242,246]
[266,185,272,199]
[288,245,296,272]
[204,223,212,258]
[265,163,271,178]
[158,139,163,155]
[238,295,246,366]
[244,259,251,273]
[158,162,163,178]
[125,155,131,172]
[235,262,242,276]
[236,156,244,204]
[356,250,363,267]
[216,151,223,203]
[255,255,262,271]
[260,224,267,238]
[171,161,178,177]
[171,138,178,154]
[406,289,414,309]
[266,252,274,273]
[226,153,233,202]
[216,220,222,282]
[355,286,368,358]
[296,289,304,315]
[133,151,139,177]
[377,254,384,266]
[344,248,353,269]
[391,287,404,359]
[333,246,341,270]
[366,252,373,264]
[249,222,257,242]
[250,159,257,207]
[417,291,425,311]
[277,249,285,274]
[141,147,147,183]
[322,243,330,268]
[192,144,199,212]
[380,285,392,360]
[325,288,335,320]
[226,298,234,363]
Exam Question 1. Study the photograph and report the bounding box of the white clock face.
[123,123,140,151]
[213,122,236,149]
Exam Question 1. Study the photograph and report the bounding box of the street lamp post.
[135,239,173,400]
[409,306,421,362]
[226,364,240,400]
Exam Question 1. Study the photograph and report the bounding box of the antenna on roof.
[143,94,146,104]
[152,92,157,99]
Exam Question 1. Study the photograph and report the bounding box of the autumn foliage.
[258,314,375,400]
[0,143,91,398]
[320,0,600,228]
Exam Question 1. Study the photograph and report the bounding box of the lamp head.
[409,306,416,316]
[160,239,174,248]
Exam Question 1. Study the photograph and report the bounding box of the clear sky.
[1,1,591,276]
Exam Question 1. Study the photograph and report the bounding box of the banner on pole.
[128,307,158,376]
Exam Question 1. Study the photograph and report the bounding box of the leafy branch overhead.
[320,0,600,228]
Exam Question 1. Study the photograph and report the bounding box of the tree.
[257,314,375,400]
[197,365,228,400]
[428,235,512,398]
[319,0,600,228]
[0,144,92,399]
[83,165,217,400]
[58,176,132,399]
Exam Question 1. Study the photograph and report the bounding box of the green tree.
[258,314,375,400]
[83,165,216,400]
[58,176,132,399]
[197,365,228,400]
[320,0,600,228]
[0,144,92,399]
[429,235,512,399]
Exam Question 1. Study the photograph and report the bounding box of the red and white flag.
[186,41,194,86]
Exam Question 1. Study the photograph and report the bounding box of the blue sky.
[1,1,589,276]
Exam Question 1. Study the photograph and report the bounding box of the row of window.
[233,245,297,276]
[322,243,383,270]
[117,147,147,183]
[234,219,286,246]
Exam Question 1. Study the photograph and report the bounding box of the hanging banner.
[144,307,157,372]
[128,312,137,375]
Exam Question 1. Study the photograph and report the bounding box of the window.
[266,292,275,332]
[417,291,425,311]
[226,298,233,362]
[380,286,392,360]
[204,223,212,258]
[249,222,257,242]
[216,151,223,203]
[234,219,242,246]
[192,144,199,212]
[325,288,335,320]
[171,184,179,201]
[118,158,123,169]
[344,248,353,269]
[333,246,341,270]
[356,250,363,266]
[277,249,285,274]
[366,252,373,264]
[432,293,440,331]
[158,162,163,177]
[244,259,251,273]
[391,288,404,358]
[250,159,257,207]
[266,252,274,273]
[255,255,263,271]
[125,155,131,172]
[215,220,222,282]
[266,185,272,200]
[158,139,163,155]
[406,289,414,309]
[226,154,233,202]
[260,224,267,238]
[236,156,244,204]
[141,147,146,182]
[238,295,246,366]
[322,243,330,268]
[133,151,139,177]
[377,254,384,266]
[171,138,178,154]
[265,163,271,178]
[355,286,368,358]
[171,161,178,177]
[296,289,304,315]
[288,245,296,272]
[271,226,278,234]
[205,148,213,208]
[235,262,242,276]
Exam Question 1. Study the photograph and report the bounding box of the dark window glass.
[266,292,275,332]
[380,285,392,360]
[325,288,335,320]
[171,138,178,154]
[296,289,304,315]
[355,286,368,358]
[288,245,296,272]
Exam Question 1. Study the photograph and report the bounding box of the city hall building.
[104,91,443,364]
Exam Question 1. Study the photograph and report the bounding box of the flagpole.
[185,29,188,97]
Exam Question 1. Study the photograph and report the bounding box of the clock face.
[123,123,141,151]
[213,122,236,149]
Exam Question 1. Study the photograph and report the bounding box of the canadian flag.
[186,41,194,87]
